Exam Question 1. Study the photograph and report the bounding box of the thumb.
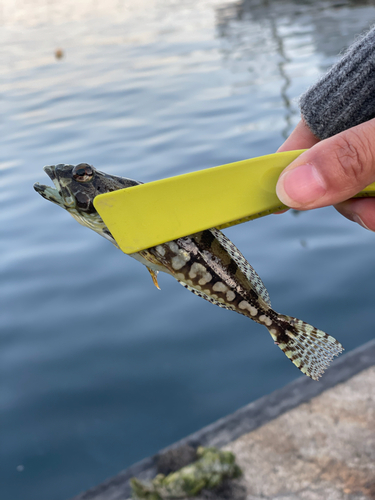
[276,118,375,209]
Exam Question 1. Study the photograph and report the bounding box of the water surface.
[1,1,375,499]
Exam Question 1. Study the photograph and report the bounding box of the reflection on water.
[1,1,375,499]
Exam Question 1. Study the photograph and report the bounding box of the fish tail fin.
[269,315,344,380]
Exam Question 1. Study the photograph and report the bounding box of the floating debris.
[55,48,64,59]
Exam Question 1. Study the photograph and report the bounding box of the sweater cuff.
[300,25,375,140]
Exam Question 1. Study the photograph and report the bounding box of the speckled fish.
[34,163,344,380]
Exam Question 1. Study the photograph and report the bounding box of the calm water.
[1,1,375,499]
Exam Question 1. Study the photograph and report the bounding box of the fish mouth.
[33,165,65,206]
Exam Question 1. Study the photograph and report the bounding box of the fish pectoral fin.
[147,267,161,290]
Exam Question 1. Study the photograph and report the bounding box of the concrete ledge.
[71,339,375,500]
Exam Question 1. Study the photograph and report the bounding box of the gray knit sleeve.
[300,25,375,140]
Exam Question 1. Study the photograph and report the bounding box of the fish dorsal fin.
[209,228,271,307]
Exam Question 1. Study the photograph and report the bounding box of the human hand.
[276,118,375,231]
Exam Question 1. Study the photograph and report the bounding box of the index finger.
[277,120,320,152]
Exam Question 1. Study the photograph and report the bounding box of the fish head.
[34,163,141,245]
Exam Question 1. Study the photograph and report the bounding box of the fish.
[34,163,344,380]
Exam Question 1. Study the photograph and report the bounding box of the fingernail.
[353,214,373,231]
[276,163,327,207]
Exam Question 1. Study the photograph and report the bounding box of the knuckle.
[332,132,371,185]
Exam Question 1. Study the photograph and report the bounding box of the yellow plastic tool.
[94,150,375,254]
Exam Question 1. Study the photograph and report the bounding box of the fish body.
[34,163,343,380]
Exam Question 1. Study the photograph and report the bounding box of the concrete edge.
[71,338,375,500]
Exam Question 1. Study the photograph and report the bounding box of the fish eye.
[72,164,94,182]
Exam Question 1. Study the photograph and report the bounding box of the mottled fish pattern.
[34,163,344,380]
